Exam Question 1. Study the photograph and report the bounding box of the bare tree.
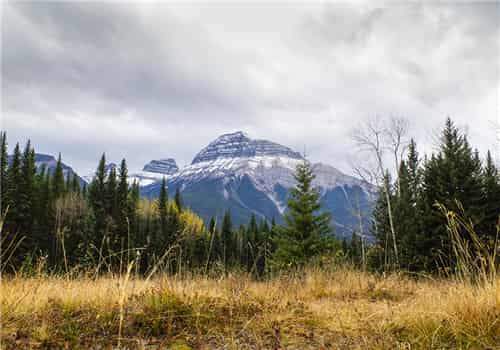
[386,117,409,196]
[351,117,409,267]
[348,193,366,270]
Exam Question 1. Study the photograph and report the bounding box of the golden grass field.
[1,268,499,349]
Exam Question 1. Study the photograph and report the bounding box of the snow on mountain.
[84,159,179,187]
[127,159,179,187]
[142,158,178,174]
[141,131,376,236]
[191,131,302,164]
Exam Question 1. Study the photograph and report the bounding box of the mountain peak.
[191,131,303,164]
[142,158,178,174]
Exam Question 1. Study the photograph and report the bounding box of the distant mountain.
[128,159,179,187]
[141,131,376,237]
[8,153,86,187]
[84,159,180,187]
[143,158,179,174]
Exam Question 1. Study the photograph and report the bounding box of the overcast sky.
[2,1,499,176]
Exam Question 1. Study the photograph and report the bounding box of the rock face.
[192,131,302,164]
[141,131,376,237]
[142,159,178,174]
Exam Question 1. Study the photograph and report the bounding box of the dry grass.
[1,268,498,349]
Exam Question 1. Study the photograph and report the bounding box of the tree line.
[1,117,497,276]
[0,132,337,275]
[369,118,499,272]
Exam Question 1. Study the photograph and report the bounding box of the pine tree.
[128,180,141,248]
[106,166,118,218]
[0,132,8,210]
[246,214,258,271]
[420,118,484,270]
[174,187,183,211]
[272,159,333,268]
[71,174,80,194]
[52,153,65,200]
[88,154,107,245]
[105,164,119,253]
[206,216,218,268]
[18,140,36,237]
[116,159,129,241]
[65,172,72,194]
[256,219,271,276]
[481,151,500,241]
[5,143,22,233]
[221,210,233,270]
[157,177,169,246]
[34,167,53,255]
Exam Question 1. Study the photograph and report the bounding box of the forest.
[1,118,499,349]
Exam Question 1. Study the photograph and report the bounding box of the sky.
[2,1,499,176]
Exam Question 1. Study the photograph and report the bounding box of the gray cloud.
[2,2,499,176]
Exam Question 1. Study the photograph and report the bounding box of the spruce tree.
[174,187,183,211]
[272,159,333,268]
[157,177,169,245]
[221,210,233,269]
[481,151,500,241]
[0,132,8,210]
[246,214,258,270]
[35,167,53,255]
[5,143,22,233]
[52,153,65,200]
[421,118,484,270]
[71,174,80,194]
[117,159,129,240]
[18,141,36,237]
[128,180,141,248]
[88,154,107,245]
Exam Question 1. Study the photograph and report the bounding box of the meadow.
[1,267,499,349]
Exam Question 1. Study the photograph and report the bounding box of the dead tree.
[351,117,409,267]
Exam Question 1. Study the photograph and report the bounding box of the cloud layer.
[2,2,499,175]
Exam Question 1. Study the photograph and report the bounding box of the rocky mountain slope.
[141,132,376,236]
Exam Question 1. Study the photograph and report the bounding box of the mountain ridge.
[139,131,376,236]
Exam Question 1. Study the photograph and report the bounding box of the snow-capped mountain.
[84,159,179,187]
[143,158,179,174]
[82,162,117,184]
[128,159,179,187]
[142,131,376,236]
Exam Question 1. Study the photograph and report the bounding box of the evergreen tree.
[392,140,423,271]
[18,141,36,237]
[52,154,65,200]
[272,159,334,268]
[245,214,259,271]
[105,164,119,252]
[128,180,141,248]
[5,143,22,233]
[157,177,169,246]
[88,154,107,246]
[420,118,484,270]
[0,132,8,209]
[71,174,80,194]
[65,172,72,193]
[34,167,53,255]
[481,151,500,241]
[221,210,233,269]
[174,187,183,211]
[116,159,129,241]
[206,216,218,268]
